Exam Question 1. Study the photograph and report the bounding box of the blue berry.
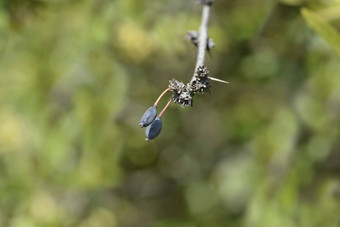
[145,117,162,140]
[139,106,157,128]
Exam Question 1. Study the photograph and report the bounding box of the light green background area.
[0,0,339,226]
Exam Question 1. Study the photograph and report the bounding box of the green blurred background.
[0,0,340,226]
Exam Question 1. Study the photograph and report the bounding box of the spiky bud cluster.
[191,65,210,93]
[169,79,193,107]
[196,0,215,5]
[187,31,199,46]
[168,65,211,107]
[187,31,215,51]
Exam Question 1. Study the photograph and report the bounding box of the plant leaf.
[301,8,340,56]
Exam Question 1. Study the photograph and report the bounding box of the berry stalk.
[154,87,171,107]
[158,99,173,118]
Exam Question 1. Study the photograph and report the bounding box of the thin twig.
[191,4,211,83]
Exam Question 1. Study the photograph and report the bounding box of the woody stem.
[191,3,211,83]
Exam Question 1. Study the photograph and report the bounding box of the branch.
[139,0,227,140]
[191,4,211,83]
[167,1,217,107]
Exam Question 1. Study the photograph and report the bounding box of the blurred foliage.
[0,0,340,226]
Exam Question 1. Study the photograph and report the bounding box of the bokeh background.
[1,0,340,226]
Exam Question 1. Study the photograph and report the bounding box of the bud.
[139,106,157,128]
[145,117,162,140]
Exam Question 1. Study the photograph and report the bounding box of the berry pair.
[139,88,172,140]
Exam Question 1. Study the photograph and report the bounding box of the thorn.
[208,76,229,84]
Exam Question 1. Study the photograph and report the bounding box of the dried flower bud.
[207,38,215,51]
[196,0,215,5]
[139,106,157,128]
[145,117,162,140]
[187,31,199,46]
[187,30,215,52]
[196,65,209,79]
[169,79,194,107]
[189,65,210,93]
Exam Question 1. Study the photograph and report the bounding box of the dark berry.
[145,117,162,140]
[139,106,157,128]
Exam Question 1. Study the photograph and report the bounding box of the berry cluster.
[139,88,172,140]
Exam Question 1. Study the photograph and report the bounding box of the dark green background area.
[0,0,339,226]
